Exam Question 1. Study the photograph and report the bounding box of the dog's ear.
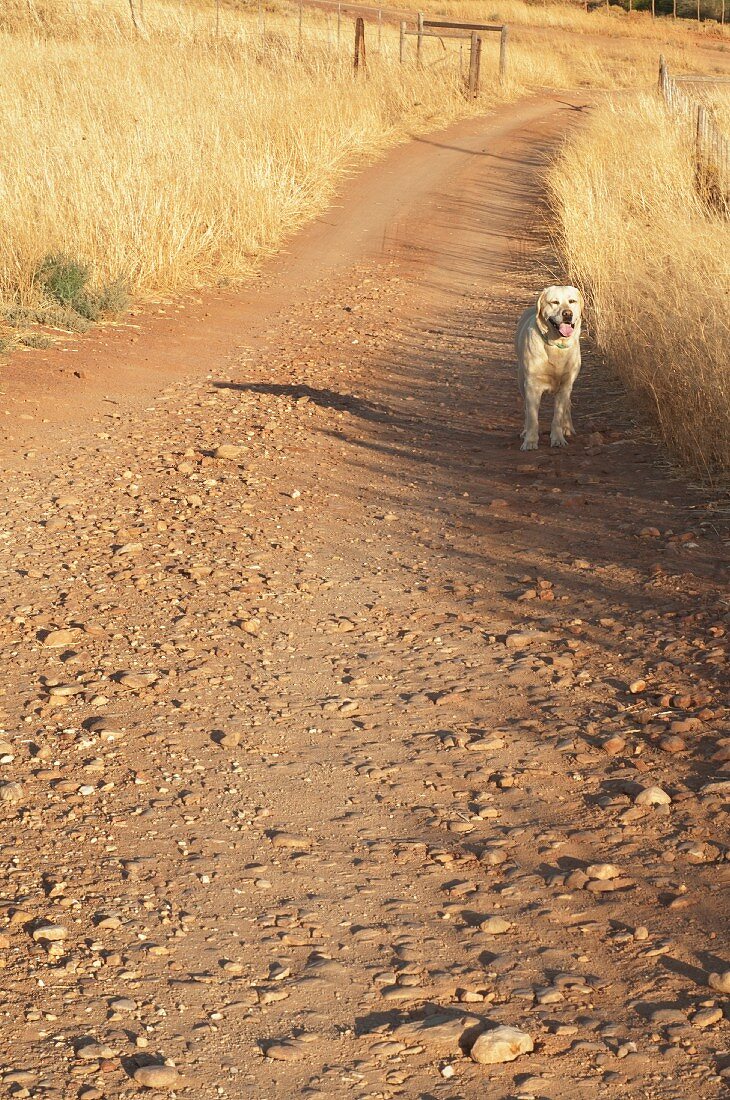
[535,289,549,335]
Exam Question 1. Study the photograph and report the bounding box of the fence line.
[396,14,508,95]
[658,55,730,211]
[265,0,509,99]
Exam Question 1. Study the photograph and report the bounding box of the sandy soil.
[0,94,727,1100]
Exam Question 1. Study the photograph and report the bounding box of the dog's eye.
[568,299,577,304]
[550,301,559,306]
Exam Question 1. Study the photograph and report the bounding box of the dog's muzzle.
[550,317,575,338]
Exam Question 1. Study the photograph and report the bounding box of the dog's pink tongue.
[559,322,574,338]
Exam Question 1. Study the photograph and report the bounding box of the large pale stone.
[133,1064,179,1089]
[470,1025,533,1065]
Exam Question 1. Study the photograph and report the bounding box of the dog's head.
[535,285,583,341]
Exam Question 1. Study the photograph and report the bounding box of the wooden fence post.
[399,20,406,62]
[468,31,481,99]
[695,103,709,203]
[696,103,706,164]
[354,16,366,75]
[697,0,701,23]
[475,34,482,96]
[658,54,666,97]
[651,0,655,16]
[416,11,424,67]
[468,31,478,98]
[499,25,508,83]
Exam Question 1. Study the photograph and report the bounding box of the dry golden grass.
[702,85,730,129]
[549,93,730,476]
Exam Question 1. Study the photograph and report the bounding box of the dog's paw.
[520,438,538,451]
[550,430,568,448]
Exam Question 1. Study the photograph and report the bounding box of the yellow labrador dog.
[516,285,583,450]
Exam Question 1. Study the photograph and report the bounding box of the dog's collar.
[541,331,570,350]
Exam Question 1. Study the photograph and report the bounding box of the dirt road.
[0,95,727,1100]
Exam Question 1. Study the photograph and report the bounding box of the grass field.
[1,0,726,336]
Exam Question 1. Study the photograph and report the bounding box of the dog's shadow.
[214,380,411,429]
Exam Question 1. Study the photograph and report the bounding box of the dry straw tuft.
[549,93,730,477]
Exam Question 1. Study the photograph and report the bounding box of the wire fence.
[658,56,730,212]
[600,0,726,21]
[247,0,508,94]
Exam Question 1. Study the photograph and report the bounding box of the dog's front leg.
[563,395,576,438]
[563,362,580,437]
[551,381,573,447]
[521,383,543,450]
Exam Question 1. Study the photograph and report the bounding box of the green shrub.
[95,277,130,316]
[5,303,92,333]
[33,256,129,323]
[74,277,130,321]
[36,253,89,305]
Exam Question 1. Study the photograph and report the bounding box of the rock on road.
[0,95,727,1099]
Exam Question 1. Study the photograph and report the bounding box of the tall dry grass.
[549,93,730,477]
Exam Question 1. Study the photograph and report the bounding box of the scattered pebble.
[470,1025,534,1065]
[708,971,730,995]
[634,785,671,807]
[133,1064,180,1089]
